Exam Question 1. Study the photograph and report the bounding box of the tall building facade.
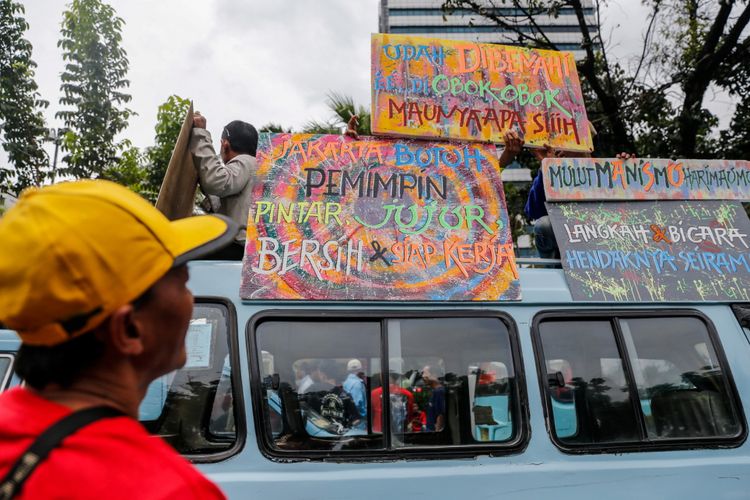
[378,0,599,60]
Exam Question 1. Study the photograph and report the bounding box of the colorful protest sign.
[240,134,520,301]
[547,200,750,302]
[370,33,593,152]
[543,158,750,201]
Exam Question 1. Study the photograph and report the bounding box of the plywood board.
[155,103,196,220]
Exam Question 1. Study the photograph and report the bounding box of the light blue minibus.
[2,260,749,499]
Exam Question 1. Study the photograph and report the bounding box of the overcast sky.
[19,0,734,153]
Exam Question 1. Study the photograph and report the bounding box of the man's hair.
[221,120,258,156]
[14,285,155,390]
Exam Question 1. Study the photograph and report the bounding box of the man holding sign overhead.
[190,112,259,259]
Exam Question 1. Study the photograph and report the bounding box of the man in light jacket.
[190,113,258,259]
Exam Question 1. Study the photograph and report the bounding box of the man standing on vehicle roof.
[525,147,636,258]
[0,180,236,499]
[190,112,258,259]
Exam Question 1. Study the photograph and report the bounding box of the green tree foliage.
[259,123,292,133]
[714,30,750,160]
[720,97,750,160]
[503,181,531,243]
[141,95,191,201]
[0,0,50,196]
[302,92,371,135]
[658,0,750,157]
[101,141,147,195]
[100,95,192,202]
[56,0,133,179]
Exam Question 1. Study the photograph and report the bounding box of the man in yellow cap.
[0,180,235,499]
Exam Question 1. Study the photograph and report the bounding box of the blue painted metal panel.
[0,330,20,352]
[185,262,750,500]
[0,330,21,389]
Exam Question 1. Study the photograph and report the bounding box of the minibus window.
[252,314,524,458]
[536,314,744,451]
[255,321,384,452]
[538,320,640,445]
[138,303,237,456]
[387,318,519,447]
[620,317,742,440]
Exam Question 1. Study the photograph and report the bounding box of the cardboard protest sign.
[240,134,520,301]
[370,33,593,152]
[543,158,750,201]
[155,103,196,220]
[547,200,750,302]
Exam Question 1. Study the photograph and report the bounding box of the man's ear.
[98,304,145,356]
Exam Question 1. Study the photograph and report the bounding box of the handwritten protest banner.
[543,158,750,201]
[547,200,750,302]
[370,33,593,152]
[240,134,520,301]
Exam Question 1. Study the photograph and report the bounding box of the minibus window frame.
[247,309,529,462]
[531,309,747,454]
[0,353,14,391]
[182,297,247,464]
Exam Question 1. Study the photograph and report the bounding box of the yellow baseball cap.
[0,180,238,346]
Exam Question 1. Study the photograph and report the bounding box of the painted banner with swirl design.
[239,133,520,301]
